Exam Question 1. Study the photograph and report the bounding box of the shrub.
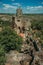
[0,45,6,65]
[0,27,23,52]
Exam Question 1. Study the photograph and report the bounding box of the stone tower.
[15,8,23,29]
[16,7,23,18]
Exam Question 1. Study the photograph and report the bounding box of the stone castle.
[12,8,31,34]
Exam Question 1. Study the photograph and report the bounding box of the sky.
[0,0,43,14]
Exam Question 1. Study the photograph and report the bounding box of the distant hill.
[0,14,43,22]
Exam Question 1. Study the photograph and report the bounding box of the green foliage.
[35,31,41,37]
[31,20,43,44]
[31,21,43,30]
[0,25,23,65]
[0,19,11,27]
[0,27,23,52]
[0,45,6,65]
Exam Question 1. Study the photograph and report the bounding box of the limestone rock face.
[5,50,31,65]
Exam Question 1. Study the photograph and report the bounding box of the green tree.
[0,27,23,52]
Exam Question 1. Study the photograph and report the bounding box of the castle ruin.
[12,8,31,35]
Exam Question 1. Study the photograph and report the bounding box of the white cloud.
[22,6,43,14]
[3,4,17,9]
[1,3,43,14]
[34,6,43,9]
[12,3,21,6]
[2,3,18,13]
[26,6,43,10]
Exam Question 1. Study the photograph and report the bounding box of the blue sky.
[0,0,43,14]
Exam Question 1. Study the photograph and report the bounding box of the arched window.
[17,20,20,22]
